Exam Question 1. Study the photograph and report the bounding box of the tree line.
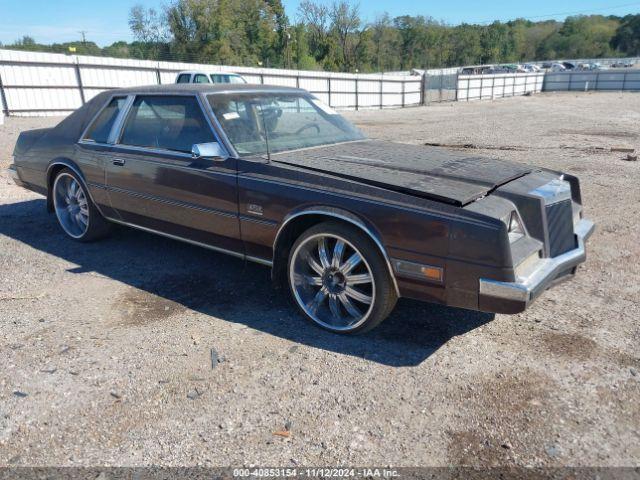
[3,0,640,72]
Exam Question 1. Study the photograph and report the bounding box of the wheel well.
[271,213,396,294]
[46,164,68,212]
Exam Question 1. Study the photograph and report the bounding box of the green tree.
[129,4,170,60]
[612,14,640,55]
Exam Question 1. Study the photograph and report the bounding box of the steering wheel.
[295,123,320,136]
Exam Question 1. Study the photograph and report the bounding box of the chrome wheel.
[289,233,376,331]
[53,173,90,239]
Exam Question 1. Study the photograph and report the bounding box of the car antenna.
[259,103,271,163]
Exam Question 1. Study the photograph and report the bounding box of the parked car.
[550,63,567,72]
[562,62,577,70]
[7,84,594,334]
[522,64,541,72]
[460,65,494,75]
[610,61,632,68]
[176,70,247,84]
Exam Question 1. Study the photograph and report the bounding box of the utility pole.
[78,30,87,44]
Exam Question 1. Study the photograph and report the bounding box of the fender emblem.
[247,204,263,216]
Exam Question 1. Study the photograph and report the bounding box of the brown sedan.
[7,84,594,333]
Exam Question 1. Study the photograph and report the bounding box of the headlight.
[508,211,526,243]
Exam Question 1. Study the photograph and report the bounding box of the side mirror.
[192,142,228,161]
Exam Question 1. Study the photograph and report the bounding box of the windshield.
[207,92,365,156]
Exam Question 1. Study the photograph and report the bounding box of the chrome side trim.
[273,209,400,297]
[479,218,594,303]
[105,217,273,267]
[103,184,238,218]
[100,151,238,177]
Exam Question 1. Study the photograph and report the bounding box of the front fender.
[272,205,400,296]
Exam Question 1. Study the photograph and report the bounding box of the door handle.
[113,158,126,167]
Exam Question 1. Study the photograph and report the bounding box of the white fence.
[0,49,423,116]
[456,72,545,101]
[543,70,640,91]
[2,48,639,117]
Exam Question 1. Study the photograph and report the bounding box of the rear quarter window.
[82,96,127,143]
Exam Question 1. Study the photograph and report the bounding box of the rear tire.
[52,168,111,242]
[287,221,397,334]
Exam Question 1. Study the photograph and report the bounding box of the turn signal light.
[393,260,444,283]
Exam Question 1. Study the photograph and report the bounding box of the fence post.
[420,73,427,106]
[379,78,383,109]
[0,73,9,116]
[355,77,359,111]
[569,72,573,92]
[156,68,161,85]
[328,77,332,107]
[401,81,405,107]
[622,71,627,91]
[260,73,264,84]
[74,60,86,105]
[296,73,300,89]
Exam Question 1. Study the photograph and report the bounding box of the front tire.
[52,168,110,242]
[287,222,398,334]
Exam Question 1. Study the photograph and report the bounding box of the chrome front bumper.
[479,218,595,305]
[6,165,24,187]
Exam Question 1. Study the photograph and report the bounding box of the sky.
[1,0,639,47]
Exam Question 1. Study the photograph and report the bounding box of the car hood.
[271,140,534,206]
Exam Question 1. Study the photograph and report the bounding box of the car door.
[105,93,242,253]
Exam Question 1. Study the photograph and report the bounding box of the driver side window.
[119,95,216,154]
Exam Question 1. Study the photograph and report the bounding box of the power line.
[472,1,640,25]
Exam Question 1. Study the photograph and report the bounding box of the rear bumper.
[6,164,25,187]
[479,218,595,313]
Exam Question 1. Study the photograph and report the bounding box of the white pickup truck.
[175,71,247,85]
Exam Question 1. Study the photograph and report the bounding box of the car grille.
[546,199,575,257]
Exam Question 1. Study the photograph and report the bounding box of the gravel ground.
[0,92,638,467]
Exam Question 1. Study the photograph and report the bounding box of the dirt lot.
[0,92,638,467]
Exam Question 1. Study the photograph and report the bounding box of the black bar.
[0,72,9,115]
[355,78,359,111]
[74,63,86,104]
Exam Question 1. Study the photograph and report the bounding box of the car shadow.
[0,199,494,367]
